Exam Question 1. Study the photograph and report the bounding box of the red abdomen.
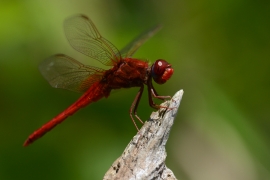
[23,82,107,146]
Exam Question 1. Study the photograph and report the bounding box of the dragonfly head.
[151,59,174,84]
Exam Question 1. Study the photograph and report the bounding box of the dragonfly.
[24,15,174,146]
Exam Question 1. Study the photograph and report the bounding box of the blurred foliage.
[0,0,269,180]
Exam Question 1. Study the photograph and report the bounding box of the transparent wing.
[64,15,121,66]
[39,54,105,93]
[120,24,162,58]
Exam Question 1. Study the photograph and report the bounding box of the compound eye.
[153,60,167,75]
[151,59,173,84]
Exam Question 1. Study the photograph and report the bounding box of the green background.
[1,0,269,179]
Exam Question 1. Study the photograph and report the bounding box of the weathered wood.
[104,90,184,180]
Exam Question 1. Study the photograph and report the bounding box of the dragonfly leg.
[147,78,171,109]
[129,85,144,131]
[150,79,171,100]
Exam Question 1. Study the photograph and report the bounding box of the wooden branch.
[104,90,184,180]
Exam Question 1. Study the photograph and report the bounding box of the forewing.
[120,24,162,58]
[39,54,105,93]
[64,15,121,66]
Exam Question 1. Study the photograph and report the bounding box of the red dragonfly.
[24,15,174,146]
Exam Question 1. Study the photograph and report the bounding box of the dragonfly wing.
[64,15,121,66]
[39,54,105,93]
[120,24,162,58]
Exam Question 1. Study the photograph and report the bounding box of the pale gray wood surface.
[104,90,184,180]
